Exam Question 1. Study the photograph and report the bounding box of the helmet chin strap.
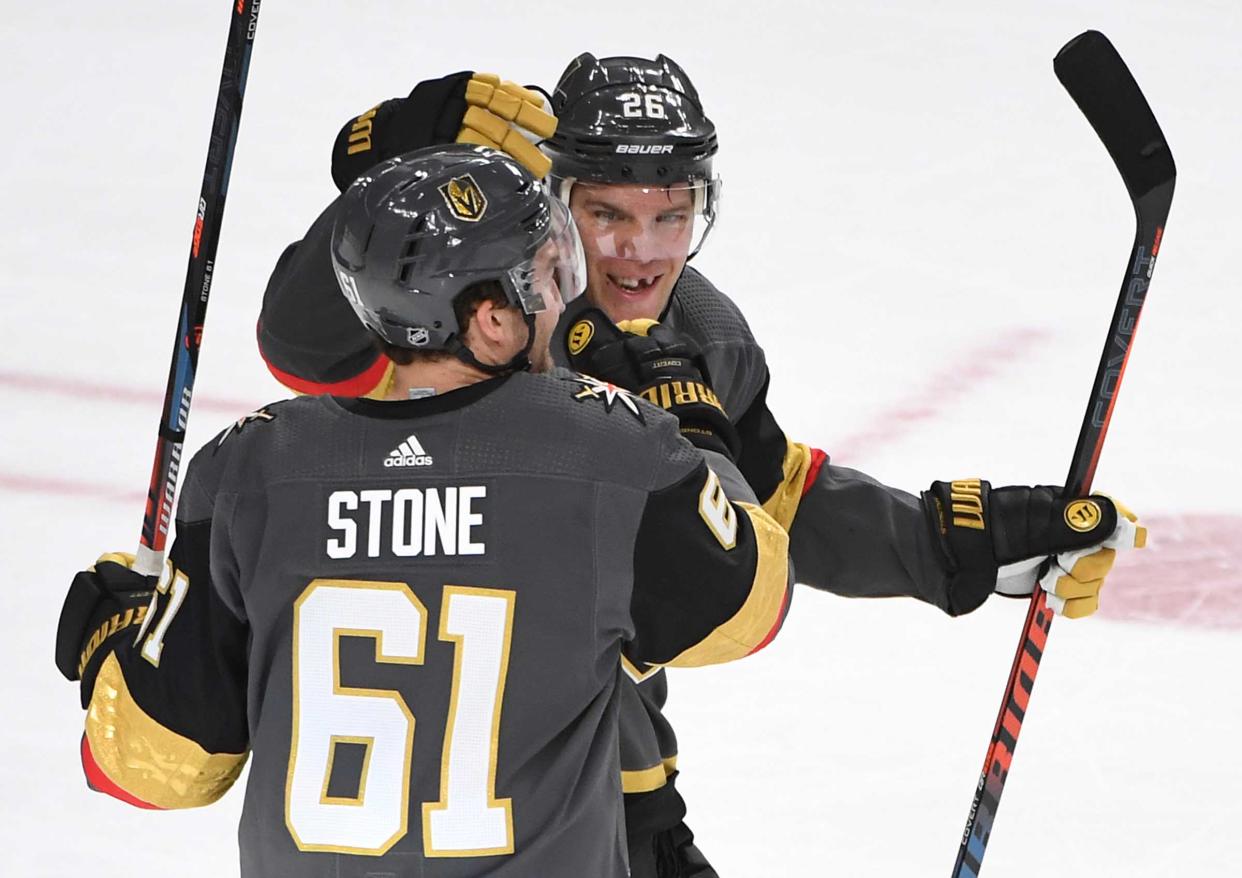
[447,311,537,376]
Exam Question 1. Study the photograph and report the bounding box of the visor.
[556,176,721,262]
[508,196,587,314]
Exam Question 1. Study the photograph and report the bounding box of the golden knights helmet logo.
[438,173,488,222]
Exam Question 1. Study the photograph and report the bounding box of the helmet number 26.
[619,92,667,120]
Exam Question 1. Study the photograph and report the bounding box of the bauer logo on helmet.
[614,144,674,155]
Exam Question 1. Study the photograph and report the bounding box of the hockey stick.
[134,0,263,577]
[950,31,1175,878]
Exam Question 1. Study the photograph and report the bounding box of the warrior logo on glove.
[567,319,594,355]
[1064,499,1102,532]
[438,174,488,222]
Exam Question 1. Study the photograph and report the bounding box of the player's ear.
[462,297,508,361]
[472,298,501,336]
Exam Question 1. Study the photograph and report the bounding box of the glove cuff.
[330,72,473,193]
[331,98,400,193]
[922,479,997,616]
[637,379,741,459]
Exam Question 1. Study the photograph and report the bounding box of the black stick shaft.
[951,30,1174,877]
[136,0,262,576]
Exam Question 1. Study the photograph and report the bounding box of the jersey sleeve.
[626,425,792,668]
[788,456,960,612]
[732,372,828,532]
[81,457,250,810]
[256,197,392,396]
[734,378,960,612]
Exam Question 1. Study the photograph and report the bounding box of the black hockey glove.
[330,71,556,191]
[55,553,155,707]
[921,479,1130,616]
[566,309,741,459]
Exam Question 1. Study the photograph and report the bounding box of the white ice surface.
[2,1,1239,875]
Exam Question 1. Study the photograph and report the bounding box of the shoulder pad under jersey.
[664,266,768,420]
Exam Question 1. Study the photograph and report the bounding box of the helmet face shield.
[558,176,721,265]
[508,196,587,314]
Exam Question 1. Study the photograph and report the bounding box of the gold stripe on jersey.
[85,653,247,809]
[362,360,397,400]
[761,440,815,532]
[621,756,679,793]
[620,653,662,684]
[665,503,789,668]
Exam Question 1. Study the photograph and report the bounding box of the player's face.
[569,183,695,323]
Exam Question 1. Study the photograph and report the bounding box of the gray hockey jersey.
[253,196,969,807]
[80,372,790,877]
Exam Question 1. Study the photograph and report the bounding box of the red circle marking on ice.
[1101,513,1242,630]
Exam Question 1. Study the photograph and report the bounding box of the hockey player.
[54,145,793,877]
[255,62,1147,876]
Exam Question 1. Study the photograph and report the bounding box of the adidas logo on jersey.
[384,433,433,468]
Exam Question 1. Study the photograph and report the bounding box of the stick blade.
[1054,30,1176,200]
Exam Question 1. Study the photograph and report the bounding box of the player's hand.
[922,481,1147,616]
[456,73,557,176]
[995,498,1146,618]
[55,552,155,707]
[331,71,557,191]
[565,308,740,457]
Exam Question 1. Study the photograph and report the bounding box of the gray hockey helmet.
[331,144,586,360]
[543,53,721,257]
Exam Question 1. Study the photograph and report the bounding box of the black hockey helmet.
[543,53,721,257]
[331,144,586,370]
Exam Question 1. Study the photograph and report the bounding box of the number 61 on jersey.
[285,579,515,857]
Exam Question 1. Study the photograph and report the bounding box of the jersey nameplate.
[326,486,486,559]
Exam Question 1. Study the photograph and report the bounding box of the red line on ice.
[828,325,1053,464]
[816,326,1242,630]
[0,471,144,505]
[0,368,258,414]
